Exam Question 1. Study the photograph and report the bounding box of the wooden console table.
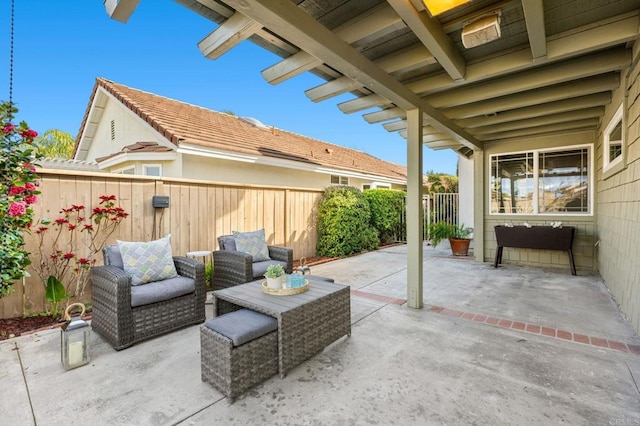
[494,225,576,275]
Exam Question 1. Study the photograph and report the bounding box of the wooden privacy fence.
[1,169,322,319]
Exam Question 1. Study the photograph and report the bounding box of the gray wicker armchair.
[91,245,206,350]
[213,234,293,291]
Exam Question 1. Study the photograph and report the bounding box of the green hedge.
[364,189,406,244]
[316,186,379,257]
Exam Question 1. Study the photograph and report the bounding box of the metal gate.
[396,193,459,242]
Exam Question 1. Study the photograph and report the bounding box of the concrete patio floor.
[1,243,639,425]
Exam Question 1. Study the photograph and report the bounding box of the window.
[603,104,624,172]
[363,183,390,190]
[330,175,348,185]
[490,145,591,215]
[143,164,162,177]
[115,166,135,175]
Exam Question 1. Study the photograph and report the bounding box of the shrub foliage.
[364,189,406,244]
[316,186,378,257]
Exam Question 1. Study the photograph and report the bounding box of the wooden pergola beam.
[387,0,466,81]
[522,0,547,60]
[198,11,262,59]
[224,0,482,150]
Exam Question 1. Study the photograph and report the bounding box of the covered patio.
[101,0,640,333]
[2,244,639,424]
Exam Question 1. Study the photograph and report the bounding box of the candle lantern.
[61,303,91,370]
[296,257,311,276]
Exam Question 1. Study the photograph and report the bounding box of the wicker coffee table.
[212,279,351,377]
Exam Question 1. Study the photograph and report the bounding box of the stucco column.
[406,108,423,309]
[473,149,484,263]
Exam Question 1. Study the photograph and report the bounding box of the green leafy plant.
[316,186,378,257]
[205,261,213,289]
[428,222,472,248]
[45,276,70,315]
[0,101,42,297]
[32,195,129,309]
[364,189,406,245]
[264,264,285,279]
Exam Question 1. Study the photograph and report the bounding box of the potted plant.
[428,222,472,256]
[264,264,285,289]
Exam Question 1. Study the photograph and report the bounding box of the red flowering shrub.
[33,195,129,307]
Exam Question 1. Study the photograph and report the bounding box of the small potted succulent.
[264,264,286,289]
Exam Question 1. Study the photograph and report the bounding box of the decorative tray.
[261,280,309,296]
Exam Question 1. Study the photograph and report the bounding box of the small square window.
[330,175,348,185]
[143,165,162,177]
[603,104,624,173]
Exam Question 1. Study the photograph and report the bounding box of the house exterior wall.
[87,99,405,191]
[88,98,167,160]
[181,154,405,190]
[596,43,640,333]
[458,155,474,230]
[482,131,597,271]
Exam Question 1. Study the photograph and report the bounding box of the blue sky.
[1,0,458,175]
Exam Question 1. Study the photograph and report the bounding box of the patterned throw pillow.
[117,236,178,285]
[232,229,271,262]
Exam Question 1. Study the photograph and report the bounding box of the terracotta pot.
[449,238,470,256]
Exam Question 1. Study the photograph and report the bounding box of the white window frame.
[489,144,593,216]
[330,174,349,186]
[143,164,162,177]
[603,103,625,175]
[114,166,135,175]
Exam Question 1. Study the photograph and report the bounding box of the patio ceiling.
[141,0,640,158]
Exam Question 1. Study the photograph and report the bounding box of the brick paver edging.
[430,305,640,355]
[350,290,640,356]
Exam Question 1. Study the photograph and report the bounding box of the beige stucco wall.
[86,95,170,160]
[595,42,640,333]
[181,154,405,190]
[482,131,597,272]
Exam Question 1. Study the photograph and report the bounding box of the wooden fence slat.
[6,170,322,319]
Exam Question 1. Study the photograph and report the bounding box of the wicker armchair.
[213,235,293,291]
[91,245,206,350]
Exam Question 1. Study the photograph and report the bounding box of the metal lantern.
[61,303,91,370]
[296,257,311,276]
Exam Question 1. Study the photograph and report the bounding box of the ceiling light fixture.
[422,0,472,16]
[461,10,502,49]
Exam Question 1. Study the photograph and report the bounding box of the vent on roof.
[240,116,269,129]
[110,120,115,141]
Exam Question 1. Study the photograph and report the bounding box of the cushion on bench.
[204,308,278,347]
[130,275,196,307]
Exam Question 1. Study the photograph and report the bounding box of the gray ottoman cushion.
[205,309,277,347]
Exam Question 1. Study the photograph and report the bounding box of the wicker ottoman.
[201,308,279,402]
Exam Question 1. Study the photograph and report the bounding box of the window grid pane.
[538,148,589,213]
[490,146,590,215]
[490,152,533,214]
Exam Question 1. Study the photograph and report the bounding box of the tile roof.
[82,78,411,182]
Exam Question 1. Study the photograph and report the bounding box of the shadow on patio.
[2,243,639,425]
